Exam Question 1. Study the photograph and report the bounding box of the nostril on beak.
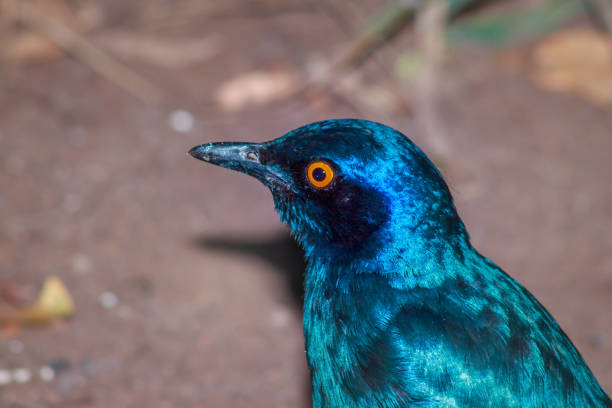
[189,142,262,168]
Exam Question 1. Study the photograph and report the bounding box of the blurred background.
[0,0,611,406]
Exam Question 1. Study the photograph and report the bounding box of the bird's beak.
[189,142,287,188]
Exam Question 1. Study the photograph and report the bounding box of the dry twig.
[414,0,451,156]
[15,1,162,104]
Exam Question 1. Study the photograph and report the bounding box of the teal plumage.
[189,119,611,407]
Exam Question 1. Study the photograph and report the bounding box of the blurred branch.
[447,0,586,48]
[296,0,488,118]
[414,0,451,156]
[330,0,487,73]
[329,0,421,72]
[583,0,612,34]
[15,1,162,104]
[137,1,314,31]
[305,0,489,89]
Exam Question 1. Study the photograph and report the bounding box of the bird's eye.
[306,161,334,188]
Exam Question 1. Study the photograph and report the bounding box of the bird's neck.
[302,235,472,407]
[305,219,472,290]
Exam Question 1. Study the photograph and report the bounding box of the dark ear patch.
[319,180,389,249]
[260,148,389,250]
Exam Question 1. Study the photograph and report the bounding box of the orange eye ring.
[307,161,334,188]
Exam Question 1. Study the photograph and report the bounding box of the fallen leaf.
[2,32,64,63]
[215,69,298,111]
[335,73,405,115]
[0,276,75,326]
[95,31,220,69]
[2,0,104,63]
[35,276,74,318]
[531,27,612,107]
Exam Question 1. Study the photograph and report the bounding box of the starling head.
[189,119,467,266]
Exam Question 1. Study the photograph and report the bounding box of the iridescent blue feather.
[190,119,611,408]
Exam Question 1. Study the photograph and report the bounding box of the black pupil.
[312,167,327,182]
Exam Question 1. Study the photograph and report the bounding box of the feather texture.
[190,119,611,407]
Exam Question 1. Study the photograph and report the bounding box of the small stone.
[0,370,11,385]
[169,109,195,133]
[40,365,55,382]
[12,368,31,384]
[100,291,119,309]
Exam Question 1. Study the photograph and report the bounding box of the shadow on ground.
[194,232,313,407]
[194,232,306,308]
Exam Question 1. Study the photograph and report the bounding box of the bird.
[189,119,611,408]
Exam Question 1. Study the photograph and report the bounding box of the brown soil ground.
[0,2,611,407]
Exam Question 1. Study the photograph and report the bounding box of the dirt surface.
[1,2,611,407]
